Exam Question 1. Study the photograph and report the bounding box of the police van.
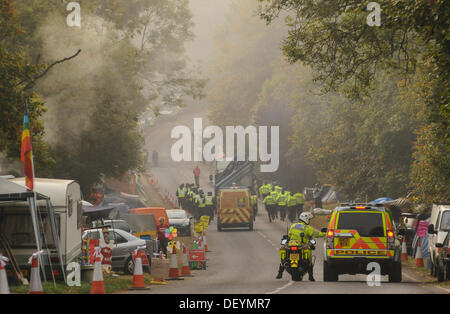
[322,203,405,282]
[217,186,253,231]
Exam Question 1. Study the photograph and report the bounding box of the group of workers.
[259,182,306,223]
[176,183,216,221]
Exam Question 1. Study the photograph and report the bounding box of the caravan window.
[0,211,60,249]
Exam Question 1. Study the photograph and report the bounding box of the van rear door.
[333,211,388,255]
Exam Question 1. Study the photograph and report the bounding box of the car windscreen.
[440,211,450,231]
[167,211,186,219]
[337,212,385,237]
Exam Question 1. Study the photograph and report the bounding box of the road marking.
[257,231,277,248]
[266,280,293,294]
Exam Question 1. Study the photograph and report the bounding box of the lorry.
[3,178,82,279]
[217,186,254,231]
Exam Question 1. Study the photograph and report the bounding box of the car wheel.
[124,255,134,275]
[388,261,402,283]
[323,261,338,282]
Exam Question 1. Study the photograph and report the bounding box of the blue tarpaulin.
[369,197,393,205]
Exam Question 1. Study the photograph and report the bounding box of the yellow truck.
[217,187,254,231]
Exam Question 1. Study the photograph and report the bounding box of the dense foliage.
[0,0,205,193]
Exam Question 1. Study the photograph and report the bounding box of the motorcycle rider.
[276,212,326,281]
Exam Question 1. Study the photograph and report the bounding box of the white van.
[3,178,82,278]
[427,204,450,276]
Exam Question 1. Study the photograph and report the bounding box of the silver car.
[82,228,152,274]
[166,209,194,236]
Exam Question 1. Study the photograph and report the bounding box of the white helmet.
[299,212,314,225]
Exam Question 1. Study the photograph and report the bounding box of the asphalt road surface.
[134,107,448,294]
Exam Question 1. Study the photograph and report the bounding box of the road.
[136,107,448,294]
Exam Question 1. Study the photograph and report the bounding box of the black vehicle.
[279,235,316,281]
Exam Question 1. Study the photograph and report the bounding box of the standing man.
[205,192,216,222]
[193,164,201,187]
[277,190,288,222]
[263,193,277,223]
[157,217,170,257]
[293,191,306,221]
[287,192,297,223]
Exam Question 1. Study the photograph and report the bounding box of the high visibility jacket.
[277,194,287,206]
[198,197,206,208]
[293,192,306,205]
[177,188,185,198]
[205,196,214,205]
[250,195,257,206]
[287,195,297,207]
[263,195,277,205]
[267,184,273,192]
[274,186,282,194]
[288,222,326,244]
[270,191,279,202]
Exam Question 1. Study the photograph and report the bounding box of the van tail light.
[387,230,395,250]
[326,229,334,249]
[290,246,298,251]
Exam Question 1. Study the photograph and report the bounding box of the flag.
[21,104,34,191]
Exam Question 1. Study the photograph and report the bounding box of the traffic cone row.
[28,250,44,294]
[415,238,424,267]
[401,236,408,261]
[0,255,10,294]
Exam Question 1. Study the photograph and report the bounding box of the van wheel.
[124,256,135,275]
[388,261,402,283]
[323,261,338,282]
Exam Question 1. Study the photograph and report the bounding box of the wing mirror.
[428,224,437,234]
[436,243,443,248]
[310,239,316,245]
[321,228,327,233]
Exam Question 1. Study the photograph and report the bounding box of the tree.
[0,0,53,174]
[258,0,449,203]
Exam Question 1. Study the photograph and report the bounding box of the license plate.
[290,253,299,260]
[338,238,350,247]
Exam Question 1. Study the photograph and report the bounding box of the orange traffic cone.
[202,231,209,252]
[28,251,44,294]
[415,238,424,267]
[168,246,184,280]
[129,249,150,290]
[90,249,106,294]
[401,236,408,261]
[0,256,10,294]
[150,251,167,285]
[180,245,192,277]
